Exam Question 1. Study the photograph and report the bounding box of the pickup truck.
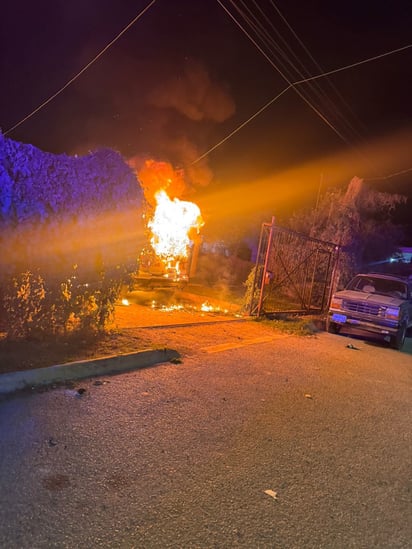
[327,272,412,350]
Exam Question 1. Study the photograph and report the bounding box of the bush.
[242,265,262,314]
[0,134,145,340]
[1,268,122,340]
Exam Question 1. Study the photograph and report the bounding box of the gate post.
[248,222,266,315]
[257,216,275,317]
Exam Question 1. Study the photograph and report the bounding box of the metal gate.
[249,218,340,316]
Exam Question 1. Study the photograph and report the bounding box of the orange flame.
[148,189,203,261]
[133,159,204,280]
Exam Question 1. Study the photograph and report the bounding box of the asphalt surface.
[0,322,411,548]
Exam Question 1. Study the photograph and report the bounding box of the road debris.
[304,394,313,399]
[346,343,360,350]
[264,489,278,500]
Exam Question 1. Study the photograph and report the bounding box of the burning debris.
[148,189,203,279]
[132,159,204,284]
[149,299,229,315]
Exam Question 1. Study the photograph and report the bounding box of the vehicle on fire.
[327,272,412,350]
[131,248,189,290]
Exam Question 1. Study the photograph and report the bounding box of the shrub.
[0,134,145,340]
[1,268,123,340]
[3,271,46,339]
[242,265,263,314]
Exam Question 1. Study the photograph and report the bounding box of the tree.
[287,177,406,287]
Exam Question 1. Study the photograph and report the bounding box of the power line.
[365,167,412,181]
[193,43,411,164]
[221,1,411,179]
[218,0,412,153]
[293,44,412,85]
[240,0,365,143]
[194,87,291,163]
[218,0,352,146]
[268,0,374,137]
[221,1,412,182]
[3,0,157,136]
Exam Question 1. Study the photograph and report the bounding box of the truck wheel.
[327,319,341,334]
[390,322,407,350]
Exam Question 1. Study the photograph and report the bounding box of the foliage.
[0,134,144,339]
[1,268,122,340]
[287,177,406,287]
[2,272,47,340]
[0,133,144,279]
[242,265,263,313]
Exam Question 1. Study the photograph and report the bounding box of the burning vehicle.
[131,161,204,288]
[327,272,412,350]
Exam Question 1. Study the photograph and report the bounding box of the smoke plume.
[149,60,235,123]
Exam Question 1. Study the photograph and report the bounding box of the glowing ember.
[148,189,203,268]
[147,298,234,315]
[121,298,130,306]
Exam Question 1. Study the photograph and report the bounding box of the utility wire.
[218,0,411,150]
[365,167,412,181]
[236,0,371,168]
[221,1,412,180]
[224,0,393,178]
[293,44,412,85]
[239,0,362,143]
[218,0,351,145]
[194,87,291,163]
[269,0,371,138]
[4,0,157,136]
[193,43,411,164]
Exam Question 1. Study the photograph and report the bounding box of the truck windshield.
[347,276,407,299]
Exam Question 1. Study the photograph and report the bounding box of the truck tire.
[390,322,407,350]
[327,319,341,334]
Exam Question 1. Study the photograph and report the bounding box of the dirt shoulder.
[0,286,324,375]
[0,301,259,375]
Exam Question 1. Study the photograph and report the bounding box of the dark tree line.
[287,176,407,286]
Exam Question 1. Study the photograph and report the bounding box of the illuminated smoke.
[149,60,235,123]
[129,158,187,207]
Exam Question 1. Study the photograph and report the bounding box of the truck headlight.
[385,307,400,321]
[330,297,343,310]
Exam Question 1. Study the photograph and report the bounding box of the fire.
[131,159,204,281]
[148,189,203,276]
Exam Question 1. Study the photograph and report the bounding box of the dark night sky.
[1,0,411,237]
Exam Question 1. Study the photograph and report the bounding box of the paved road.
[0,324,411,548]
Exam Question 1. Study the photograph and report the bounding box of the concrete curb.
[0,348,180,396]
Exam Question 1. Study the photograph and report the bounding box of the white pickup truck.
[327,272,412,350]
